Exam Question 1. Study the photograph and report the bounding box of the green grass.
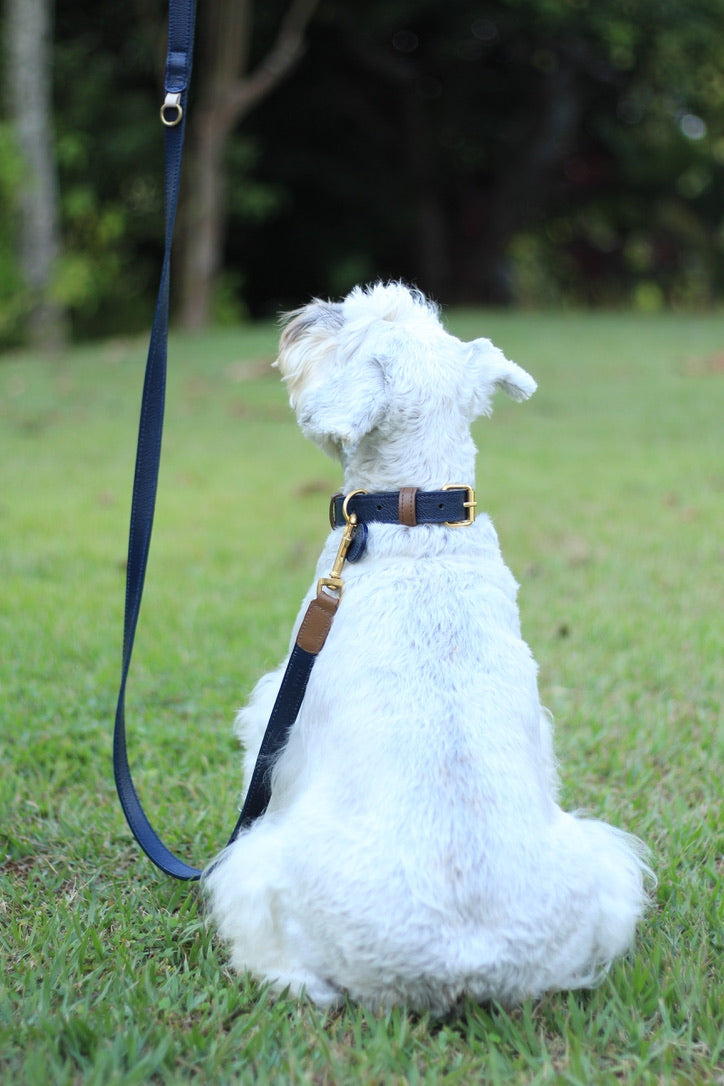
[1,310,722,1084]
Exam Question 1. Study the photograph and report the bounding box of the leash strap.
[113,2,347,880]
[113,0,204,881]
[227,591,340,837]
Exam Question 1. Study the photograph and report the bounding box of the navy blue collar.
[329,486,476,530]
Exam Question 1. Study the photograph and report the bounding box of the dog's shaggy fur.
[204,282,652,1014]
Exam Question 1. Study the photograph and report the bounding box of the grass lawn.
[1,309,722,1084]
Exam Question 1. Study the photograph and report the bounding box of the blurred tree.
[177,0,320,329]
[4,0,67,347]
[4,0,723,339]
[235,0,724,311]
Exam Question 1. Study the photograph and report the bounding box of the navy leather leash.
[112,0,202,881]
[113,0,347,881]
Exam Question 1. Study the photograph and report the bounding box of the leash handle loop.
[113,0,202,881]
[113,0,331,878]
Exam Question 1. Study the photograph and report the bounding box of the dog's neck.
[341,429,478,493]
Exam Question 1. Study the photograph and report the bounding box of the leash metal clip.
[317,512,358,599]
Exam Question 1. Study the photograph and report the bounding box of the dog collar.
[329,485,476,530]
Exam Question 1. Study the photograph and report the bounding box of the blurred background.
[2,0,723,348]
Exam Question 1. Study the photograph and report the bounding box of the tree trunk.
[178,109,231,331]
[5,0,67,348]
[177,0,319,330]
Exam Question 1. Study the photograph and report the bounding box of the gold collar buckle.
[442,484,477,527]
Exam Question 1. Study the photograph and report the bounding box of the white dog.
[204,282,651,1014]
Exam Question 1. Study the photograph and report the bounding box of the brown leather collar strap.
[398,486,419,526]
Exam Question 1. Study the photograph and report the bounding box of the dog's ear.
[468,337,537,415]
[276,300,344,395]
[295,356,386,459]
[276,300,386,459]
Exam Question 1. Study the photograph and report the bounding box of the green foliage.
[53,184,126,309]
[1,313,722,1082]
[49,28,163,337]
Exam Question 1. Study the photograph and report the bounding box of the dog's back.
[204,283,651,1013]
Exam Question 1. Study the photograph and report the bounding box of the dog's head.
[276,282,536,470]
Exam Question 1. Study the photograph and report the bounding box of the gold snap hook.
[317,508,360,599]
